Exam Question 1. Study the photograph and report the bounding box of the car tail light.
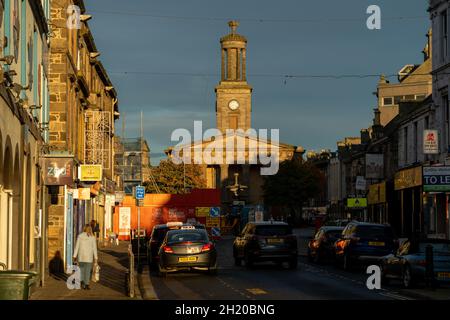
[417,260,427,267]
[201,243,213,252]
[163,246,174,254]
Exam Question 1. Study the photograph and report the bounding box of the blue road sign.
[209,207,220,218]
[211,227,221,237]
[135,186,145,200]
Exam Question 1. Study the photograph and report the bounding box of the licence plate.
[368,242,385,246]
[267,238,284,244]
[178,256,197,263]
[437,272,450,279]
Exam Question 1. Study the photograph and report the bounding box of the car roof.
[247,221,289,226]
[166,228,206,235]
[348,221,392,228]
[320,226,345,232]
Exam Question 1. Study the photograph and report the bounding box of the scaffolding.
[84,111,112,170]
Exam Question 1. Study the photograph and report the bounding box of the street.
[147,237,409,300]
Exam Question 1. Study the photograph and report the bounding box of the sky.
[85,0,430,165]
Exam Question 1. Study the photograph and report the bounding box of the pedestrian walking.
[73,225,98,290]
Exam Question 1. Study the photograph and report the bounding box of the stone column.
[221,49,226,81]
[242,49,246,80]
[236,49,241,80]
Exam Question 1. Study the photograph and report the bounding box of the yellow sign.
[206,216,220,228]
[195,207,210,217]
[78,188,91,200]
[79,165,103,181]
[368,182,386,205]
[394,166,422,190]
[347,198,367,208]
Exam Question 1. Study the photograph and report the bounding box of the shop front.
[367,182,387,223]
[394,166,422,239]
[423,166,450,240]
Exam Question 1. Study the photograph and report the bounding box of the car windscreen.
[355,226,394,239]
[255,225,292,236]
[326,230,343,239]
[418,243,450,255]
[167,231,208,243]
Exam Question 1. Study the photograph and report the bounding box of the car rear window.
[355,226,394,239]
[167,231,208,243]
[153,228,169,241]
[255,225,292,236]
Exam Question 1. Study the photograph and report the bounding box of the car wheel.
[158,265,167,278]
[402,265,414,289]
[307,249,313,262]
[313,250,321,264]
[288,257,298,270]
[343,253,352,271]
[244,252,253,269]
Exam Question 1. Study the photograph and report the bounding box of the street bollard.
[425,244,435,289]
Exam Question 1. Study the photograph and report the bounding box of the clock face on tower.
[228,100,240,111]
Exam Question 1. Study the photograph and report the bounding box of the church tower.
[215,21,252,133]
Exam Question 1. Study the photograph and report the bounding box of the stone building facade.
[46,0,119,271]
[0,0,51,284]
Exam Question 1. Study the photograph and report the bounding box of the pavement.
[30,242,141,300]
[136,227,450,301]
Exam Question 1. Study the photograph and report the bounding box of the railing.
[127,244,135,298]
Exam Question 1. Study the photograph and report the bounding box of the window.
[229,115,238,130]
[382,97,393,106]
[404,126,408,164]
[442,10,448,59]
[413,122,418,163]
[415,94,426,101]
[445,95,450,150]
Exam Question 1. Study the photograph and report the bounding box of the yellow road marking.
[246,288,267,295]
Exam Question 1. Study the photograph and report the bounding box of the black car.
[147,222,205,268]
[335,221,398,271]
[158,229,217,277]
[308,226,345,263]
[233,222,298,269]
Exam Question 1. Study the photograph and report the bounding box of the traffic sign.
[135,186,145,200]
[211,227,221,238]
[209,207,220,218]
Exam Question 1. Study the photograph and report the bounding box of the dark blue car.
[334,221,398,271]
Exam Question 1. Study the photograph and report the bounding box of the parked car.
[323,219,351,227]
[157,228,217,277]
[147,222,205,268]
[334,221,398,271]
[308,226,344,263]
[380,238,450,288]
[233,221,298,269]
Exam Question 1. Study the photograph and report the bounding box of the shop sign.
[119,207,131,236]
[423,130,439,154]
[366,154,384,179]
[347,198,367,208]
[115,191,125,203]
[394,166,422,190]
[368,182,386,205]
[423,166,450,192]
[42,157,74,186]
[78,188,91,200]
[195,207,210,217]
[79,165,103,181]
[356,176,366,191]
